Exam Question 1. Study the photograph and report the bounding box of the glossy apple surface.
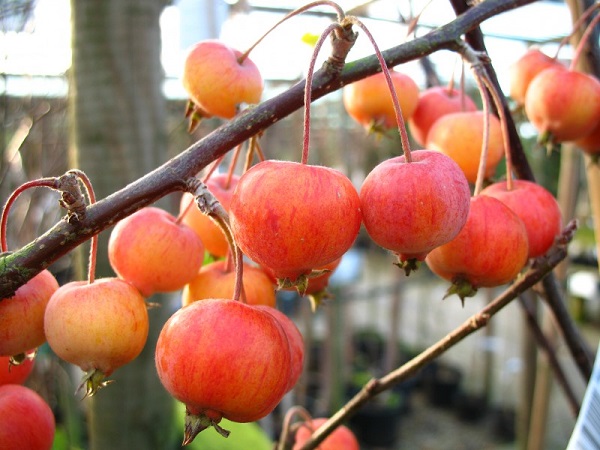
[426,110,504,184]
[524,67,600,142]
[426,195,529,295]
[509,49,559,105]
[0,269,58,357]
[180,173,239,258]
[0,352,35,386]
[360,150,471,265]
[181,259,276,308]
[343,70,419,131]
[229,160,362,284]
[108,206,204,297]
[408,86,478,147]
[155,299,294,444]
[574,119,600,156]
[255,306,304,392]
[0,384,55,450]
[183,40,263,119]
[44,278,149,377]
[481,179,562,258]
[292,418,359,450]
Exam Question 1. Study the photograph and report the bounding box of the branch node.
[57,172,87,223]
[323,20,358,75]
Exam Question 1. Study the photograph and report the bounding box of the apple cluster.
[510,48,600,154]
[1,9,584,447]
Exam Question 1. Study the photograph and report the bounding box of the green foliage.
[174,403,272,450]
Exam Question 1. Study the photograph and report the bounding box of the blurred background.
[1,0,599,449]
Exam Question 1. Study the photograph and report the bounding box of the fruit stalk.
[0,0,544,300]
[301,20,357,164]
[346,16,414,162]
[277,405,314,450]
[187,178,244,302]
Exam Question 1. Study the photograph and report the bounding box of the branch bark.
[296,221,576,450]
[0,0,538,299]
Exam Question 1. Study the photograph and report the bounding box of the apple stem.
[569,9,600,71]
[277,405,315,450]
[67,170,98,284]
[243,135,258,173]
[1,171,97,281]
[225,143,242,190]
[238,1,345,64]
[554,2,600,63]
[0,178,58,253]
[480,75,515,191]
[187,178,245,303]
[175,156,225,226]
[458,41,514,193]
[301,22,344,164]
[346,17,413,162]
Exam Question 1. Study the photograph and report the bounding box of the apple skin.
[0,384,55,450]
[229,160,362,283]
[481,180,562,258]
[255,306,304,392]
[181,259,276,308]
[44,278,149,376]
[0,269,59,357]
[524,67,600,142]
[426,195,529,289]
[574,119,600,156]
[292,418,360,450]
[182,40,263,119]
[426,111,504,184]
[360,150,471,262]
[263,257,342,295]
[108,206,205,298]
[342,70,420,130]
[180,173,239,258]
[509,49,559,105]
[155,299,293,426]
[408,86,478,147]
[0,352,35,386]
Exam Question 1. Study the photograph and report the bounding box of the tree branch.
[297,220,576,450]
[0,0,538,298]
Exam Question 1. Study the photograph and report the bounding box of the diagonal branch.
[296,220,576,450]
[0,0,538,298]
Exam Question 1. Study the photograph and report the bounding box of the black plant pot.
[491,406,516,442]
[455,392,488,422]
[424,363,463,408]
[349,401,402,448]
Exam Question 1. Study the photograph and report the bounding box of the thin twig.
[517,294,580,416]
[0,0,540,299]
[298,220,576,450]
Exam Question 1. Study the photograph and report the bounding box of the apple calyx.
[184,100,211,133]
[394,257,421,276]
[443,278,478,305]
[77,369,114,398]
[277,269,331,296]
[307,288,333,312]
[183,408,230,446]
[8,350,36,368]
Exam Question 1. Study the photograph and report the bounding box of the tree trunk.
[69,0,177,448]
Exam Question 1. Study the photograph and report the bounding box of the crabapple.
[481,179,562,258]
[0,269,58,357]
[360,150,471,273]
[108,206,204,297]
[229,160,361,290]
[182,40,263,120]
